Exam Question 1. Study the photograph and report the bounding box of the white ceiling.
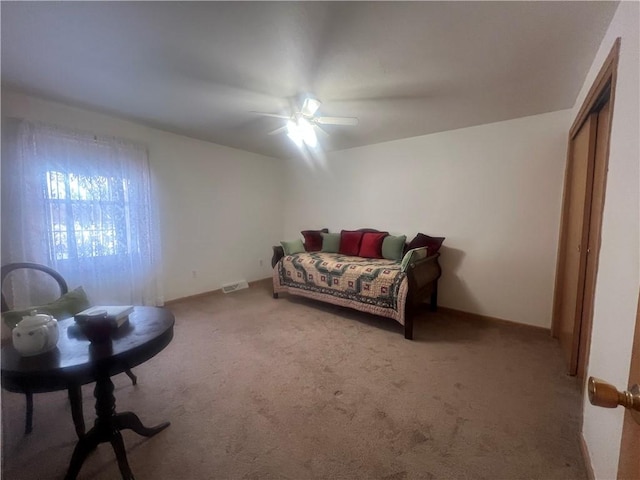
[1,1,618,159]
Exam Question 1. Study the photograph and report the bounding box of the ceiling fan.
[252,96,358,148]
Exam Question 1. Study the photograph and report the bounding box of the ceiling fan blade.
[268,125,287,136]
[316,116,359,126]
[251,111,291,119]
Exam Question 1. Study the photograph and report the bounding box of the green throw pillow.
[400,247,429,272]
[2,286,91,329]
[281,238,305,255]
[382,235,407,261]
[320,232,341,253]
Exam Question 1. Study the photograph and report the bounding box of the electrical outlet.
[259,259,263,267]
[192,270,197,278]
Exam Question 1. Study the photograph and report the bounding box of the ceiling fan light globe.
[286,120,303,147]
[287,132,304,148]
[298,118,318,147]
[304,134,318,148]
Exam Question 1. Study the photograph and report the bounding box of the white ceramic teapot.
[12,311,59,356]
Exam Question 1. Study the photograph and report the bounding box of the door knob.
[588,377,640,425]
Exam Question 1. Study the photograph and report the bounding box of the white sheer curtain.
[1,120,160,307]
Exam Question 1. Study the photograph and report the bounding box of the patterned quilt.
[273,252,409,325]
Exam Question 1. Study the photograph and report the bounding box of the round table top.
[1,306,174,393]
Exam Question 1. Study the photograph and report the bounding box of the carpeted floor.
[1,279,587,479]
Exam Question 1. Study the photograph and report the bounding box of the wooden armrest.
[271,245,285,268]
[405,253,442,306]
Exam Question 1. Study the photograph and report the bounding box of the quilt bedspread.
[273,252,409,325]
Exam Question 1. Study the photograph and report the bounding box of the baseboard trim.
[437,307,551,334]
[579,433,595,480]
[166,289,551,334]
[165,277,272,306]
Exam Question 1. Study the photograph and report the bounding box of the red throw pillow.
[359,232,388,258]
[301,229,329,252]
[339,230,364,256]
[407,233,445,255]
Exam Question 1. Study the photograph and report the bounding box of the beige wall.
[2,90,572,328]
[1,90,285,302]
[283,110,572,328]
[574,2,640,478]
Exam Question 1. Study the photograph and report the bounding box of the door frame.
[551,38,620,377]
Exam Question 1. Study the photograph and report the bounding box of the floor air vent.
[222,280,249,294]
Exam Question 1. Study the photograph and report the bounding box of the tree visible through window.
[45,170,131,261]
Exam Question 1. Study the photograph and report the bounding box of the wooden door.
[576,98,611,380]
[617,293,640,479]
[552,39,619,378]
[554,114,597,374]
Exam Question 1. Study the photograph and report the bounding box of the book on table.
[74,306,134,328]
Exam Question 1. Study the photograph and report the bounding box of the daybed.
[271,229,443,340]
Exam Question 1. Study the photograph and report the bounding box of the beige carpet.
[1,279,587,479]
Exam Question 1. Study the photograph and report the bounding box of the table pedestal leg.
[67,385,85,439]
[115,411,170,436]
[64,372,170,480]
[25,391,33,434]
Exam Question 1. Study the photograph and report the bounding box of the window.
[45,171,131,261]
[2,119,159,305]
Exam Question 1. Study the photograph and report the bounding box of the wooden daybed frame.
[270,236,442,340]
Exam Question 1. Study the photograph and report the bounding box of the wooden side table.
[1,306,175,480]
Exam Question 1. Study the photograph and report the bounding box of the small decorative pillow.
[407,233,445,255]
[381,235,407,260]
[301,228,329,252]
[358,232,388,258]
[339,230,364,256]
[280,239,305,256]
[1,286,91,329]
[321,232,341,253]
[400,247,430,272]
